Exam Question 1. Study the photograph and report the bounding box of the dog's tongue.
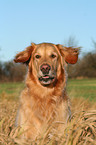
[43,76,49,79]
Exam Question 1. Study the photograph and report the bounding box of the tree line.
[0,50,96,82]
[68,52,96,78]
[0,37,96,82]
[0,62,27,82]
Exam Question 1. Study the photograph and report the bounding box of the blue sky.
[0,0,96,61]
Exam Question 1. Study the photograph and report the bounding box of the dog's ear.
[14,43,36,65]
[56,44,80,64]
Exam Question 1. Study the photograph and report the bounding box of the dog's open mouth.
[39,75,55,85]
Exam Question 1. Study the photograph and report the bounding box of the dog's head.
[14,43,79,86]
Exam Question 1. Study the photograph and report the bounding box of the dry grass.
[0,93,96,145]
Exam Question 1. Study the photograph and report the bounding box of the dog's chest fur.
[20,84,68,123]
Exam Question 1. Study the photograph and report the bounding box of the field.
[0,79,96,145]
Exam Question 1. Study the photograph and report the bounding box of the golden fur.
[14,43,79,139]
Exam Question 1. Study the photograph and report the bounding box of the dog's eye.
[35,55,41,59]
[51,54,57,59]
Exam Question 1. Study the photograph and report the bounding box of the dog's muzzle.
[38,64,56,85]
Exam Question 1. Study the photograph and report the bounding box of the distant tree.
[68,52,96,78]
[3,62,27,81]
[0,62,3,80]
[64,36,79,47]
[0,49,3,80]
[67,38,96,78]
[64,36,81,78]
[0,61,27,82]
[92,39,96,52]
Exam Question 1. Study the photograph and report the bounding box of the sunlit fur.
[14,43,79,139]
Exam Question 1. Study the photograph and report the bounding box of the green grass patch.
[0,82,24,100]
[0,82,24,94]
[67,79,96,101]
[0,79,96,101]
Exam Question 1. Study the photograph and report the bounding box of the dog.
[14,42,79,139]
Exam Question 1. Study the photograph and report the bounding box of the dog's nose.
[40,64,51,74]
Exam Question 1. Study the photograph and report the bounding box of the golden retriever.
[14,43,79,139]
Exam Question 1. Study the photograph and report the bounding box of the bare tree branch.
[64,36,79,47]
